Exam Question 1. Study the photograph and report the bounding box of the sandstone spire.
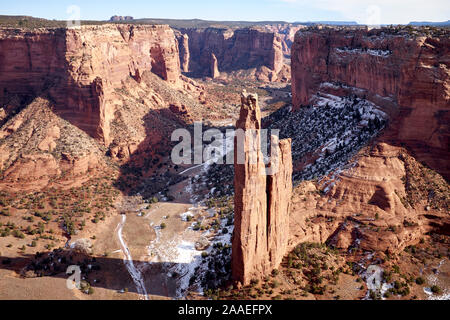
[232,91,293,285]
[267,136,292,268]
[179,33,190,73]
[210,53,220,79]
[233,92,268,284]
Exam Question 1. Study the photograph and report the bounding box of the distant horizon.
[1,0,449,25]
[2,14,450,26]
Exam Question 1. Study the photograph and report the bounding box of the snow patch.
[335,47,392,57]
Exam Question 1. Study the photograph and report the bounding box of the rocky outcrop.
[263,24,305,57]
[267,136,293,267]
[210,53,220,79]
[110,16,134,22]
[0,24,181,146]
[288,142,449,255]
[232,91,292,285]
[177,33,190,72]
[0,97,109,192]
[177,27,284,80]
[291,27,450,179]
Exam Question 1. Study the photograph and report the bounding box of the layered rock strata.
[0,24,181,145]
[177,27,283,79]
[263,23,305,57]
[177,32,190,72]
[232,92,292,285]
[291,27,450,179]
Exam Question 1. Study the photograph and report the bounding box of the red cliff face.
[291,28,450,179]
[267,136,293,267]
[176,32,190,72]
[232,91,293,285]
[263,24,305,57]
[177,27,283,79]
[0,24,181,146]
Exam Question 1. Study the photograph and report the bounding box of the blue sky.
[1,0,449,24]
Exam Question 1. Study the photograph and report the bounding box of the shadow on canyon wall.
[111,105,190,199]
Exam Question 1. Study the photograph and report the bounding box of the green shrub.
[431,285,442,294]
[415,277,425,285]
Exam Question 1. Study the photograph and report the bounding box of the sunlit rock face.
[0,24,181,146]
[291,28,450,179]
[176,27,283,77]
[232,92,292,285]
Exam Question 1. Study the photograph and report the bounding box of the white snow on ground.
[174,241,202,264]
[335,47,392,57]
[116,214,149,300]
[363,265,393,300]
[180,211,194,222]
[173,214,234,298]
[170,241,204,297]
[423,260,450,300]
[179,164,204,175]
[313,93,388,120]
[179,132,235,176]
[190,218,234,296]
[290,93,387,181]
[424,289,450,300]
[319,82,365,94]
[145,202,232,298]
[355,253,394,300]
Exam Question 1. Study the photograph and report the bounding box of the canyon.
[291,27,450,180]
[0,19,448,301]
[175,27,287,81]
[0,24,210,192]
[0,24,181,146]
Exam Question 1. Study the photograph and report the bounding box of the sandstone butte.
[176,27,284,79]
[288,27,450,256]
[291,28,450,180]
[0,24,181,146]
[232,91,293,285]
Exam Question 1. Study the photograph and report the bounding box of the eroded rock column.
[211,53,220,79]
[232,91,292,285]
[179,33,190,72]
[232,92,268,285]
[267,136,293,268]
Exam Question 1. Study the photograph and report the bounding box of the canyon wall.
[176,27,283,79]
[291,28,450,179]
[232,92,292,285]
[0,24,181,145]
[263,24,305,57]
